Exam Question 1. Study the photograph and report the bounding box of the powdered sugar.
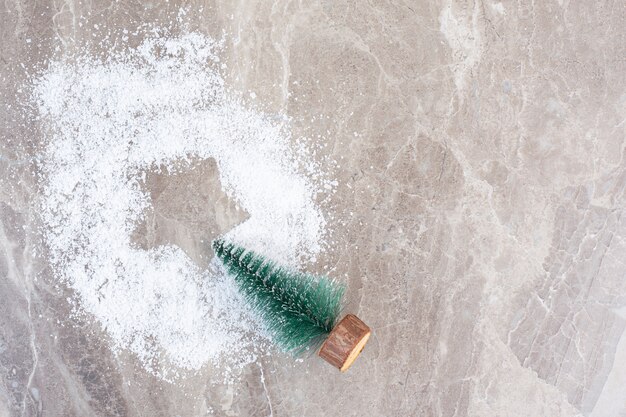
[32,32,330,378]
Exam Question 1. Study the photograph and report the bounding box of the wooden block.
[318,314,371,372]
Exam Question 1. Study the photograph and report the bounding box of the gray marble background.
[1,1,625,416]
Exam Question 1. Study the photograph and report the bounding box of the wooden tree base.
[318,314,371,372]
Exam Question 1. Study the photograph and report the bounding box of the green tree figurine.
[212,238,371,371]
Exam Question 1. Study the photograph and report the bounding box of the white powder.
[32,32,330,378]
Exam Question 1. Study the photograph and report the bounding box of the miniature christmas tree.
[213,238,371,371]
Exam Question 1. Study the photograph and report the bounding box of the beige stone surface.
[1,1,625,416]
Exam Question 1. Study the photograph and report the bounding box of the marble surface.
[1,1,625,416]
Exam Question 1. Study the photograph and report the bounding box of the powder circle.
[33,33,328,377]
